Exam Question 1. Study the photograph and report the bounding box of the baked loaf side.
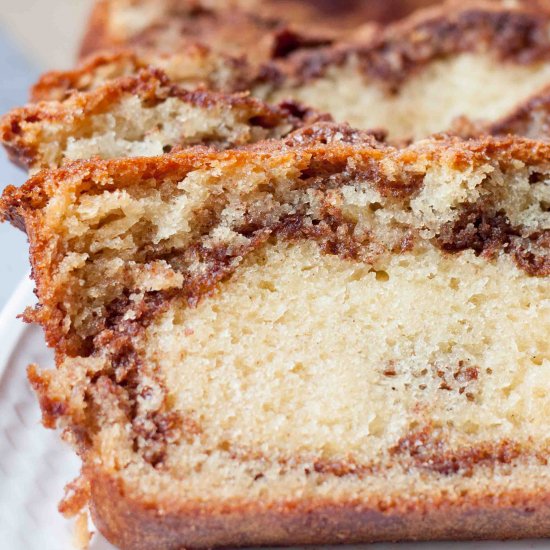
[2,131,549,547]
[43,1,550,141]
[1,67,318,172]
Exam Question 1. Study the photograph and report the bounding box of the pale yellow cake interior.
[54,240,550,503]
[30,142,548,504]
[265,54,550,139]
[23,95,291,172]
[152,241,549,457]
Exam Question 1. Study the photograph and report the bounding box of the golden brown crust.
[28,364,69,429]
[31,51,151,102]
[32,47,257,103]
[32,49,253,105]
[88,467,550,549]
[6,133,550,219]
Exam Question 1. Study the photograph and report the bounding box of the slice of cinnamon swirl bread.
[79,0,338,66]
[2,129,548,548]
[79,0,439,61]
[1,67,317,173]
[19,44,550,184]
[30,48,255,102]
[260,0,550,139]
[43,1,550,141]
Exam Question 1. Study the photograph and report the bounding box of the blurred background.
[0,0,92,308]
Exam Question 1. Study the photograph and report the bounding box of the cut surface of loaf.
[2,129,549,548]
[79,0,338,66]
[260,0,550,139]
[42,1,550,141]
[482,84,550,141]
[0,67,317,172]
[30,48,257,102]
[79,0,439,61]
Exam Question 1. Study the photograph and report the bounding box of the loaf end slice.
[79,0,440,62]
[2,132,549,548]
[1,67,320,172]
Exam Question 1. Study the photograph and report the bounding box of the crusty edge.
[30,50,147,102]
[89,467,550,549]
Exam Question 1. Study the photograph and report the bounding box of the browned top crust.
[84,476,550,549]
[31,47,260,103]
[1,66,322,171]
[31,49,257,103]
[6,133,550,219]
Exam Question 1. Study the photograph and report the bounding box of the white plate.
[0,276,547,550]
[0,277,114,550]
